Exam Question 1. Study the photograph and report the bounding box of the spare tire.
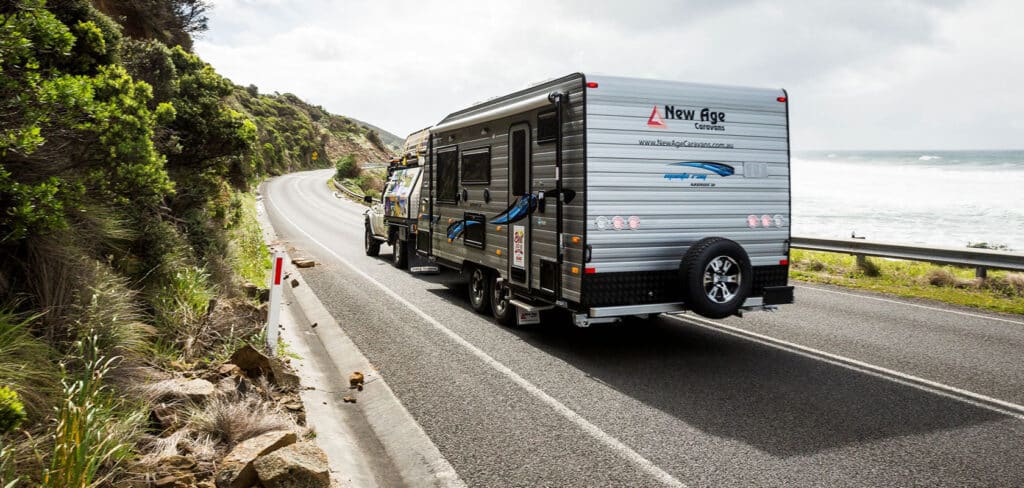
[680,237,752,319]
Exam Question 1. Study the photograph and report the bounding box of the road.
[264,169,1024,487]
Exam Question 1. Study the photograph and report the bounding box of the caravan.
[366,73,793,326]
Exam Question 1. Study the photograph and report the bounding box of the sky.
[194,0,1024,150]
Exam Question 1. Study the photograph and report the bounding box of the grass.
[0,308,59,419]
[227,192,271,287]
[186,394,294,447]
[42,336,143,488]
[790,249,1024,315]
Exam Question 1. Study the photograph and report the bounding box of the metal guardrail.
[791,236,1024,278]
[330,178,365,201]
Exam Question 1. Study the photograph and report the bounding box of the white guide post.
[266,252,284,354]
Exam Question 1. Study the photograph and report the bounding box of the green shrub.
[335,154,360,180]
[0,387,26,435]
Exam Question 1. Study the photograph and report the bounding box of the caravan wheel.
[468,267,492,314]
[680,237,752,319]
[490,275,515,326]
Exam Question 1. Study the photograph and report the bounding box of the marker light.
[761,215,773,228]
[586,82,599,88]
[777,96,787,103]
[747,215,760,228]
[628,216,640,230]
[773,214,785,227]
[612,216,625,231]
[779,259,789,266]
[595,216,608,230]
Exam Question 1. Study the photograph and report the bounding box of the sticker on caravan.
[512,225,525,269]
[647,106,667,128]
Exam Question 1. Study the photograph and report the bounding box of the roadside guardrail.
[790,236,1024,278]
[331,178,365,201]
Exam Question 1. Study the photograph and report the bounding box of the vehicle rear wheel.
[680,237,752,319]
[391,238,408,268]
[364,224,381,257]
[490,275,515,326]
[468,266,492,314]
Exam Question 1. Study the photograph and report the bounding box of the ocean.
[791,150,1024,251]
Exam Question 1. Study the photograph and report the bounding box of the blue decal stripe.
[669,161,735,176]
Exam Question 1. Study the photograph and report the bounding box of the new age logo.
[648,106,727,131]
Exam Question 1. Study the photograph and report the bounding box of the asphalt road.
[264,169,1024,487]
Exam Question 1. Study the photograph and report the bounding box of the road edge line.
[257,181,467,487]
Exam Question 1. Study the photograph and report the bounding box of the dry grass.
[185,394,296,447]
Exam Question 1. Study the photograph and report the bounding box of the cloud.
[195,0,1020,149]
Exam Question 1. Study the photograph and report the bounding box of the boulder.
[215,430,297,488]
[162,378,215,403]
[253,442,330,488]
[230,345,271,378]
[292,258,316,268]
[216,363,242,377]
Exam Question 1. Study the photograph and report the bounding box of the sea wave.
[918,155,942,161]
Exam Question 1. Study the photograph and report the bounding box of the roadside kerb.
[256,185,465,487]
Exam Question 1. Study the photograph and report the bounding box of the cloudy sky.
[194,0,1023,150]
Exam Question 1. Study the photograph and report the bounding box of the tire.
[364,223,381,257]
[680,237,752,319]
[468,266,492,314]
[391,238,408,269]
[490,274,515,326]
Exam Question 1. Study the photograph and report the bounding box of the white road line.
[795,284,1024,326]
[664,313,1024,421]
[265,181,686,488]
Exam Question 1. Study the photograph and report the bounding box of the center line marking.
[265,179,686,488]
[665,313,1024,421]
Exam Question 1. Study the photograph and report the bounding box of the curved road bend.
[264,169,1024,487]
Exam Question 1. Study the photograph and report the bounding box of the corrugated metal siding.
[584,75,791,273]
[426,75,587,302]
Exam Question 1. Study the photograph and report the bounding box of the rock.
[215,430,297,488]
[216,376,256,397]
[290,279,300,288]
[155,473,194,488]
[253,442,330,488]
[217,363,242,377]
[158,455,197,472]
[310,322,317,328]
[342,396,356,404]
[268,360,301,391]
[292,258,316,268]
[230,345,271,378]
[166,378,215,402]
[348,372,364,390]
[242,282,260,298]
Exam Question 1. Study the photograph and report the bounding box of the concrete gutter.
[256,188,465,487]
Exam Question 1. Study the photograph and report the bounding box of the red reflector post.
[273,257,284,285]
[777,96,787,103]
[779,259,789,266]
[586,82,599,88]
[584,267,597,274]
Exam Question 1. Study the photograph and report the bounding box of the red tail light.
[777,96,787,103]
[586,82,599,88]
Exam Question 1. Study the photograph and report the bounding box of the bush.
[926,269,957,287]
[0,308,58,418]
[334,154,360,180]
[0,387,26,435]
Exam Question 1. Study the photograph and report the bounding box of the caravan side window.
[537,110,557,143]
[461,147,490,184]
[436,147,458,202]
[510,129,527,196]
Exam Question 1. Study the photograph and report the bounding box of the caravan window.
[461,147,490,184]
[436,147,458,202]
[510,129,528,196]
[537,110,557,143]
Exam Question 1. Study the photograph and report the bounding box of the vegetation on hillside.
[0,0,393,484]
